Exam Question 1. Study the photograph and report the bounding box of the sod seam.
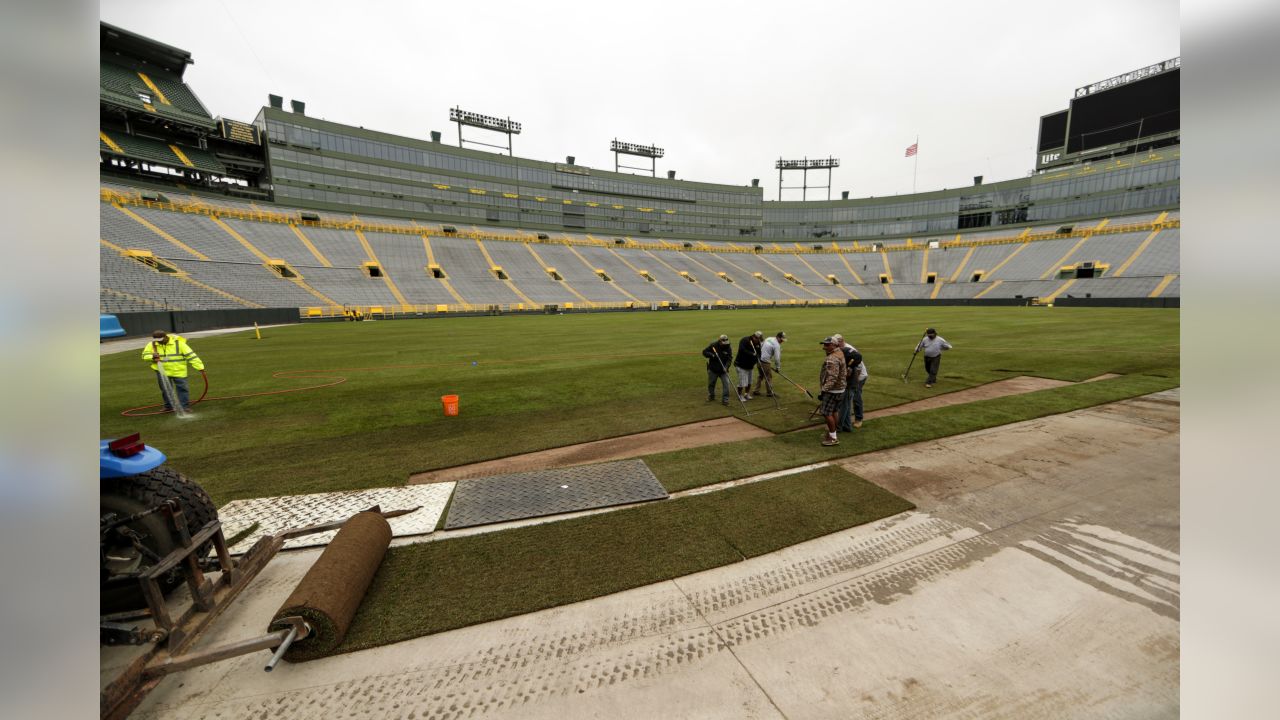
[646,374,1178,493]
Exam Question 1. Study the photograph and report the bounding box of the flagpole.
[912,135,919,193]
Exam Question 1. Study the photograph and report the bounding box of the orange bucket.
[441,394,459,416]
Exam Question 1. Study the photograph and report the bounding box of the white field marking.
[673,462,831,498]
[391,462,839,546]
[227,460,844,552]
[225,458,849,548]
[1021,539,1178,611]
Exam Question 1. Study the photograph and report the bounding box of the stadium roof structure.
[100,22,216,131]
[101,21,195,79]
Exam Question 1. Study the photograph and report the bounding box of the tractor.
[100,433,217,615]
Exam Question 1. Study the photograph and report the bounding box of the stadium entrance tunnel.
[268,260,299,278]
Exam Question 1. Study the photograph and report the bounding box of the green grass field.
[101,306,1179,505]
[101,306,1178,655]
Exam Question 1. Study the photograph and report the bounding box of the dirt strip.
[409,417,772,484]
[412,375,1123,483]
[868,373,1121,420]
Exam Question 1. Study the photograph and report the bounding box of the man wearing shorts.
[818,336,847,446]
[735,331,763,401]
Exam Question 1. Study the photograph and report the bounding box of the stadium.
[98,9,1180,720]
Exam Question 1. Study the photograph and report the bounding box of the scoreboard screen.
[1066,69,1179,154]
[1037,110,1068,152]
[219,118,261,145]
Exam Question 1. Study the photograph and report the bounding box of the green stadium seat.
[100,60,216,129]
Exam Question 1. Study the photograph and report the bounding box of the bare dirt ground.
[413,375,1124,482]
[867,373,1122,420]
[409,417,772,484]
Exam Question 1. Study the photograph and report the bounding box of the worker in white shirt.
[753,331,786,397]
[915,327,953,388]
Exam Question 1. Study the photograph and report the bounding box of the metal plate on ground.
[220,483,455,554]
[444,459,668,529]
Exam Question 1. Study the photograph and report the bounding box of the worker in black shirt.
[702,334,734,406]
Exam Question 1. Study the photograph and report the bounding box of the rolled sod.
[269,511,392,661]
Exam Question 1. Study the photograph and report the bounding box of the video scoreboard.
[1037,57,1179,170]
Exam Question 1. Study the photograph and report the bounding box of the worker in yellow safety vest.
[142,330,205,411]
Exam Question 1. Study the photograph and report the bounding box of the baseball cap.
[718,334,730,343]
[777,331,787,339]
[152,330,168,339]
[820,336,836,345]
[926,327,936,334]
[753,330,763,338]
[832,333,843,342]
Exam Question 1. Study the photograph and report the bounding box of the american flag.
[905,143,918,157]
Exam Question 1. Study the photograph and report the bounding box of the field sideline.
[100,307,1180,505]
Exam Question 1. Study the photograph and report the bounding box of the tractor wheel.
[100,467,218,614]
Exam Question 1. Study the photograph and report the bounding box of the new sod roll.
[269,511,392,661]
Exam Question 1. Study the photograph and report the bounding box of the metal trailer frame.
[100,502,417,720]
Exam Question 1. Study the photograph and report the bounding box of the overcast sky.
[101,0,1179,200]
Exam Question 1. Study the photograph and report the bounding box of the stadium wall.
[113,307,300,337]
[1052,296,1179,308]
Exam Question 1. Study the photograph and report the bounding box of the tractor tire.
[100,466,218,614]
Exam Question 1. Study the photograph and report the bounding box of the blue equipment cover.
[100,314,126,339]
[100,439,166,479]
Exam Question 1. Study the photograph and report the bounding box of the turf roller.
[268,510,393,662]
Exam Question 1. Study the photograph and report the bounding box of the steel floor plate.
[220,483,455,554]
[444,459,668,529]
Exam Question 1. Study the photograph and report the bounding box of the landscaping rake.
[901,330,929,383]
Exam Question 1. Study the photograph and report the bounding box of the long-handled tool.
[715,351,752,417]
[807,400,824,420]
[773,367,815,399]
[901,330,928,383]
[759,367,783,412]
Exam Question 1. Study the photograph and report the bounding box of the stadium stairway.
[524,243,636,304]
[585,245,682,303]
[639,249,725,303]
[355,229,411,307]
[209,216,339,307]
[420,236,470,306]
[483,240,578,306]
[473,239,540,307]
[755,252,820,298]
[520,243,607,306]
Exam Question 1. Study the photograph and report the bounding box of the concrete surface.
[117,389,1179,719]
